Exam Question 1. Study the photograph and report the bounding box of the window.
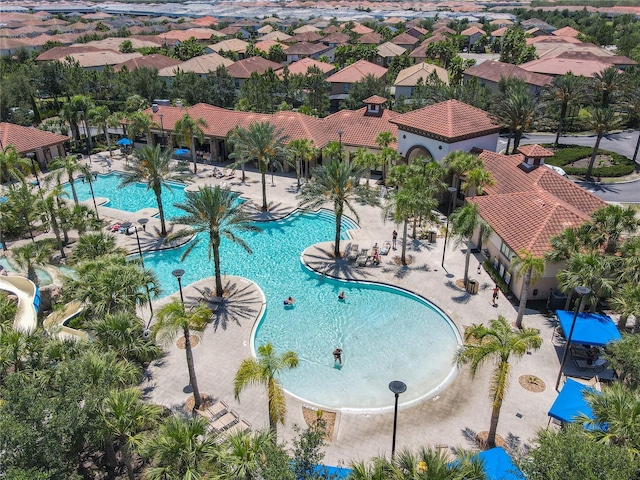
[343,83,350,93]
[500,241,515,261]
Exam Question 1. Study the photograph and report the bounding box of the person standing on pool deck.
[492,285,499,306]
[392,230,398,249]
[333,348,342,364]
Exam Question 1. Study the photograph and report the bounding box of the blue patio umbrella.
[477,447,525,480]
[116,138,133,146]
[174,148,190,155]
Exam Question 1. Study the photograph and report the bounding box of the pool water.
[143,209,460,411]
[65,172,188,218]
[0,256,53,286]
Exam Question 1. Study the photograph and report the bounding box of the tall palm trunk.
[261,170,268,211]
[585,134,603,181]
[153,186,167,236]
[48,208,65,259]
[104,434,118,471]
[296,156,301,188]
[27,266,38,285]
[122,446,135,480]
[68,172,79,204]
[463,239,472,286]
[212,239,223,297]
[516,268,532,329]
[487,360,509,448]
[504,131,512,155]
[400,219,409,265]
[183,325,202,411]
[103,123,112,157]
[334,208,343,258]
[513,130,523,152]
[83,113,93,153]
[268,394,277,439]
[190,135,198,174]
[554,102,568,147]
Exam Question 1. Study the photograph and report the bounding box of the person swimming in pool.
[333,348,343,364]
[338,291,345,301]
[284,296,295,305]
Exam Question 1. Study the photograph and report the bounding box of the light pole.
[138,217,148,231]
[389,380,407,458]
[78,171,100,220]
[172,268,185,310]
[441,186,457,269]
[0,196,7,252]
[338,130,343,161]
[133,221,154,325]
[159,114,165,146]
[555,286,591,391]
[134,223,145,267]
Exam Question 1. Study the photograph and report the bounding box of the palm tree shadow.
[304,243,376,281]
[444,280,471,304]
[251,201,291,222]
[194,279,261,332]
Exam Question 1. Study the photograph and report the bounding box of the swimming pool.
[0,256,53,286]
[143,209,460,411]
[64,172,188,219]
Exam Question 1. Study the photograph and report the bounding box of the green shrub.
[541,144,635,177]
[482,259,510,294]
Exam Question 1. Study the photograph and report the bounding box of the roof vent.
[151,103,159,113]
[363,95,387,117]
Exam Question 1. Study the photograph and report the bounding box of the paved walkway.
[6,152,598,465]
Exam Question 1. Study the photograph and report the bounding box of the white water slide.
[0,275,39,333]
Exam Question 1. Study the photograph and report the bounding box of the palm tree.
[89,105,112,155]
[127,110,156,145]
[544,225,596,263]
[169,186,260,297]
[119,144,184,237]
[11,240,53,285]
[173,112,208,173]
[100,388,162,479]
[589,204,639,254]
[234,342,299,440]
[543,73,587,146]
[48,155,90,205]
[61,100,81,143]
[70,94,95,153]
[230,122,289,211]
[298,160,372,258]
[72,231,125,263]
[449,202,491,287]
[457,315,542,448]
[610,284,640,330]
[352,147,380,186]
[323,141,343,162]
[511,249,545,329]
[37,184,68,259]
[591,66,628,108]
[557,252,616,312]
[443,151,494,196]
[1,145,31,189]
[288,138,316,187]
[107,111,127,155]
[141,415,219,479]
[584,107,623,181]
[154,300,211,411]
[216,430,273,480]
[375,131,394,149]
[228,126,249,183]
[581,382,640,453]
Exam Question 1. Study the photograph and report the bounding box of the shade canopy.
[174,148,190,155]
[548,378,595,424]
[116,138,133,146]
[477,447,525,480]
[556,310,621,347]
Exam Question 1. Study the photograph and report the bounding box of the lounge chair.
[224,419,252,436]
[380,241,391,255]
[347,244,360,261]
[210,410,239,432]
[207,400,228,420]
[356,253,369,267]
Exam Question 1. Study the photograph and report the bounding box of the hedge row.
[541,144,635,178]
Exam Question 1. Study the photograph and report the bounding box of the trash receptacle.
[427,230,437,243]
[467,279,479,295]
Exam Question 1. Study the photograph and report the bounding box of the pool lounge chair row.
[195,399,252,436]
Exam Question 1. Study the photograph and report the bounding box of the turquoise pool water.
[0,257,53,286]
[143,209,460,411]
[65,172,188,218]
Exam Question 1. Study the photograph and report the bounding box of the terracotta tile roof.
[217,26,244,36]
[407,26,429,37]
[394,62,449,86]
[322,107,398,149]
[284,42,328,56]
[286,32,323,44]
[65,50,143,68]
[158,29,217,42]
[81,37,163,51]
[209,38,249,54]
[520,56,617,77]
[260,31,291,42]
[326,60,387,84]
[463,60,553,87]
[293,25,320,34]
[358,32,383,44]
[461,26,486,36]
[491,26,508,37]
[517,144,554,157]
[278,57,335,76]
[257,25,273,35]
[376,42,406,58]
[384,17,407,25]
[390,100,499,143]
[254,40,283,53]
[391,32,419,46]
[115,54,181,73]
[226,56,281,79]
[421,33,448,46]
[321,32,350,45]
[553,26,581,38]
[35,46,104,62]
[0,122,70,154]
[432,26,456,36]
[363,95,388,105]
[352,24,374,35]
[191,16,218,27]
[468,149,605,257]
[322,25,342,34]
[527,35,583,46]
[158,53,233,76]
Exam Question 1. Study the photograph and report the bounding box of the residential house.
[394,62,449,98]
[208,38,249,59]
[326,60,387,102]
[376,42,406,67]
[260,31,292,42]
[519,56,619,78]
[114,54,181,73]
[468,146,606,301]
[257,25,273,35]
[191,16,218,28]
[431,26,456,37]
[460,26,486,50]
[463,60,553,94]
[217,26,251,39]
[277,57,335,77]
[406,26,428,39]
[284,42,329,64]
[351,24,374,35]
[489,19,514,28]
[359,32,383,45]
[157,53,233,79]
[391,99,500,162]
[390,32,419,50]
[0,122,69,169]
[81,37,163,51]
[293,24,320,34]
[526,28,549,38]
[35,45,104,62]
[286,32,323,44]
[226,56,282,88]
[520,18,556,33]
[62,50,143,71]
[552,26,581,38]
[230,20,259,32]
[321,32,350,47]
[254,40,283,56]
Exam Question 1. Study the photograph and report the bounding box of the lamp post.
[172,268,185,310]
[138,217,148,232]
[389,380,407,458]
[159,114,165,146]
[440,186,458,269]
[0,196,7,252]
[555,286,591,391]
[338,130,343,161]
[134,224,145,268]
[78,171,100,220]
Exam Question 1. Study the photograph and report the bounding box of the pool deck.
[7,152,586,465]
